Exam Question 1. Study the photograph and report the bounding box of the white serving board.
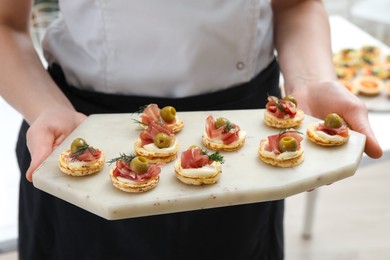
[33,109,366,220]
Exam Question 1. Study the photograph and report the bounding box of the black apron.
[16,59,284,260]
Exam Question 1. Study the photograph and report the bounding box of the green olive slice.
[153,133,171,148]
[278,136,298,152]
[283,95,298,106]
[160,106,176,123]
[324,113,343,128]
[215,117,230,129]
[70,138,88,153]
[129,156,148,174]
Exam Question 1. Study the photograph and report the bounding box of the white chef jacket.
[42,0,274,98]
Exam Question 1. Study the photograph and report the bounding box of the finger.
[342,104,383,159]
[24,110,87,182]
[26,128,55,182]
[360,124,382,159]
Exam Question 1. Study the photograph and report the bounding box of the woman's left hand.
[290,80,382,159]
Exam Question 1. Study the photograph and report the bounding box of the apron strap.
[48,58,281,115]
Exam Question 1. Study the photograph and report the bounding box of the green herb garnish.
[136,105,148,114]
[202,150,224,164]
[70,144,96,161]
[278,128,304,137]
[224,121,233,132]
[133,119,149,127]
[107,153,136,166]
[269,95,286,115]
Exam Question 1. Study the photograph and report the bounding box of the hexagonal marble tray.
[33,109,366,220]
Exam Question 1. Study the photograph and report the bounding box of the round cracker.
[354,75,383,96]
[134,139,178,163]
[168,119,184,133]
[138,117,184,133]
[109,169,159,193]
[264,109,305,129]
[58,150,105,176]
[258,140,304,168]
[306,122,349,146]
[201,135,245,151]
[174,160,221,185]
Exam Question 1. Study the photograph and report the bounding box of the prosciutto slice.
[205,115,240,145]
[140,104,161,125]
[180,148,210,169]
[139,120,175,146]
[265,131,303,155]
[316,122,349,137]
[266,96,297,119]
[140,103,177,125]
[113,160,163,182]
[69,147,101,162]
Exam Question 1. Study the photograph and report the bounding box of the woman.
[0,0,382,259]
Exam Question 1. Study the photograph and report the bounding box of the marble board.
[33,109,366,220]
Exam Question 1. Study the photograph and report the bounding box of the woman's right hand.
[25,107,87,182]
[0,0,88,182]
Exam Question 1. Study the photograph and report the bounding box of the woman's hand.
[289,80,383,159]
[25,107,87,182]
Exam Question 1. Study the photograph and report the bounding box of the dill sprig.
[268,95,286,115]
[136,105,148,114]
[133,119,149,127]
[70,144,95,161]
[224,121,233,132]
[278,128,304,137]
[133,117,165,127]
[107,153,136,166]
[215,117,233,132]
[202,150,224,164]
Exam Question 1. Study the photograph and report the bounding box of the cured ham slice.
[113,160,163,182]
[205,115,240,145]
[59,139,105,177]
[265,131,303,155]
[306,113,350,147]
[68,147,101,162]
[180,148,209,169]
[139,120,175,146]
[266,96,297,119]
[316,122,349,137]
[140,104,161,125]
[140,103,178,124]
[174,147,223,185]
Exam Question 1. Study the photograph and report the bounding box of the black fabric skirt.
[16,59,284,260]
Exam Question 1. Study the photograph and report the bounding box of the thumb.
[24,110,87,182]
[26,143,53,182]
[25,128,58,182]
[343,106,382,159]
